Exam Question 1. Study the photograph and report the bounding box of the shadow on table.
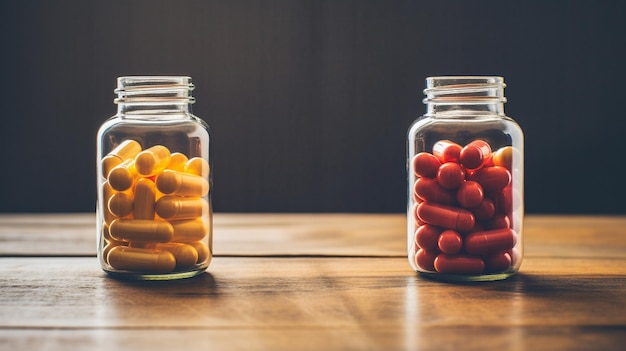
[101,271,220,297]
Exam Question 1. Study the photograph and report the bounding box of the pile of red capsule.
[411,139,520,275]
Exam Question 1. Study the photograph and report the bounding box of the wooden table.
[1,213,625,350]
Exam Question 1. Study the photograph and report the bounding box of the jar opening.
[423,76,506,105]
[114,76,195,105]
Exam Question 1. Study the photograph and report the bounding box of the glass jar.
[407,76,523,281]
[96,76,212,280]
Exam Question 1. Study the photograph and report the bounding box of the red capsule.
[493,185,523,214]
[472,198,495,221]
[485,251,512,272]
[412,190,422,204]
[415,217,425,227]
[413,205,427,228]
[460,140,491,169]
[412,152,441,178]
[415,224,441,250]
[416,202,475,232]
[415,249,438,272]
[414,178,456,205]
[483,154,495,167]
[492,186,513,214]
[436,162,466,190]
[467,221,484,234]
[485,215,510,230]
[434,254,485,275]
[438,230,463,254]
[464,228,517,255]
[456,181,484,209]
[468,166,511,192]
[509,248,522,268]
[432,140,462,163]
[412,203,421,225]
[509,213,522,233]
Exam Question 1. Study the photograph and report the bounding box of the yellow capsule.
[108,159,138,192]
[167,152,189,172]
[102,235,126,265]
[133,178,156,220]
[493,146,521,171]
[101,157,122,180]
[108,192,134,218]
[102,243,115,265]
[156,170,209,197]
[128,241,155,248]
[135,145,171,176]
[107,246,176,273]
[102,222,127,250]
[153,242,199,269]
[155,196,208,220]
[103,222,113,241]
[101,181,116,225]
[190,241,211,264]
[109,218,174,243]
[170,219,209,242]
[185,157,210,178]
[104,233,126,247]
[101,140,142,179]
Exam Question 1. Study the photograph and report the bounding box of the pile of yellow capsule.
[99,139,211,274]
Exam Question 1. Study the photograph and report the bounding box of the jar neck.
[423,76,506,116]
[115,76,195,117]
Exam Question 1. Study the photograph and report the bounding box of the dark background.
[1,0,625,214]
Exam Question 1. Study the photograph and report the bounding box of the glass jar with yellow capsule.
[96,76,212,280]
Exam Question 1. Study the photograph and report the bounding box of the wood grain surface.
[1,213,625,350]
[2,213,625,257]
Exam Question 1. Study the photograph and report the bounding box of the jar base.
[418,270,517,282]
[104,267,208,281]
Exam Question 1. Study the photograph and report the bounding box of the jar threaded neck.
[115,76,195,115]
[423,76,506,115]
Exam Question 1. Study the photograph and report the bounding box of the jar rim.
[114,76,195,105]
[425,75,504,82]
[423,76,506,105]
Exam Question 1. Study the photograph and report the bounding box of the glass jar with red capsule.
[407,76,524,281]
